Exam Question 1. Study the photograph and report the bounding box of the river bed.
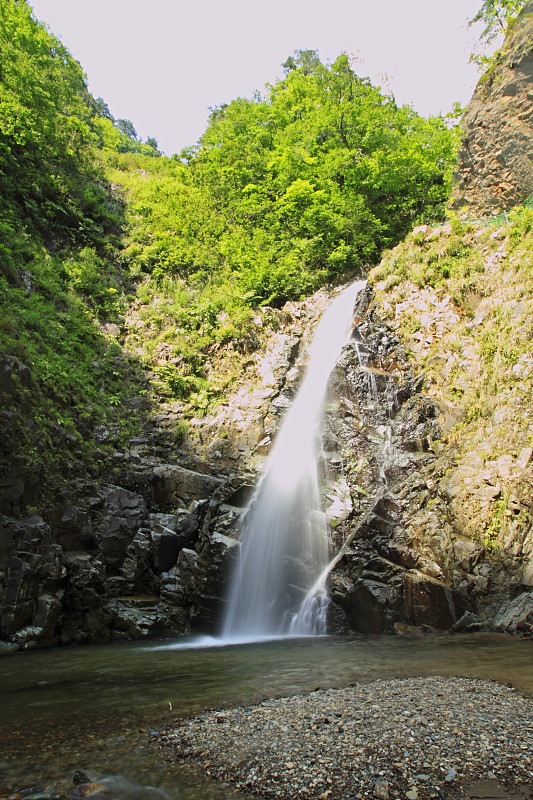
[1,632,532,798]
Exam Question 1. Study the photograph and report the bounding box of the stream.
[1,632,532,798]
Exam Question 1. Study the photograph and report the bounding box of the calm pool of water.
[1,632,532,797]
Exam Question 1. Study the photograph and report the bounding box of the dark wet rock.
[107,596,168,640]
[72,770,90,786]
[94,486,146,571]
[56,507,94,552]
[119,529,156,594]
[151,465,223,512]
[0,466,40,517]
[449,610,480,632]
[334,577,403,634]
[404,573,469,631]
[0,515,63,648]
[59,553,109,645]
[320,292,479,634]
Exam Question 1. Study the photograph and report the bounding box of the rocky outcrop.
[192,284,527,637]
[311,290,478,634]
[0,474,242,649]
[1,275,530,648]
[188,290,335,474]
[450,2,533,215]
[369,218,533,628]
[493,591,533,634]
[0,290,330,649]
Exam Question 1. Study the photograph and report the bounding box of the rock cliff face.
[322,286,531,634]
[367,218,533,636]
[450,1,533,216]
[195,278,532,637]
[1,267,531,650]
[0,293,335,650]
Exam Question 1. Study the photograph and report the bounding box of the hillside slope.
[368,214,533,611]
[1,2,532,650]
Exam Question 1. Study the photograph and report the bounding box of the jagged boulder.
[94,485,146,571]
[0,515,63,648]
[333,576,403,634]
[59,552,109,645]
[0,474,218,647]
[493,591,533,634]
[404,573,469,630]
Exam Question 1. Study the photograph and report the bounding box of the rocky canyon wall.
[2,267,532,651]
[450,1,533,216]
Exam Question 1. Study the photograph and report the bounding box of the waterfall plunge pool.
[1,632,532,798]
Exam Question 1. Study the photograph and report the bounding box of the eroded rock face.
[450,2,533,215]
[493,591,533,634]
[195,286,495,637]
[314,290,472,633]
[0,473,234,648]
[1,283,529,648]
[321,288,532,635]
[188,290,335,474]
[0,290,327,649]
[0,515,62,648]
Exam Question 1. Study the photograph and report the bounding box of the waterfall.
[221,280,366,642]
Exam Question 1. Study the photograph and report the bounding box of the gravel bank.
[157,676,533,800]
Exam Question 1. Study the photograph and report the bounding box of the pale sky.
[29,0,488,156]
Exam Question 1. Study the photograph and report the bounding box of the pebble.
[444,768,457,783]
[373,778,389,798]
[159,676,533,800]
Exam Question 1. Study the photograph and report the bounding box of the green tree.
[469,0,526,68]
[0,0,121,252]
[116,118,138,140]
[92,96,114,120]
[282,49,322,75]
[181,52,458,305]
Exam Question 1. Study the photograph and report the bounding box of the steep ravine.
[0,289,339,650]
[2,230,532,651]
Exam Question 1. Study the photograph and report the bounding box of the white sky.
[29,0,488,156]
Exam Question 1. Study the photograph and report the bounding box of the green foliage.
[282,49,322,75]
[90,112,162,157]
[469,0,526,69]
[0,2,147,490]
[123,52,457,308]
[0,0,124,254]
[470,0,525,42]
[0,247,146,473]
[105,152,224,279]
[99,52,458,411]
[371,199,533,450]
[374,225,481,290]
[64,247,123,318]
[0,11,461,491]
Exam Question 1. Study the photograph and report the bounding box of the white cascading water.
[221,280,366,642]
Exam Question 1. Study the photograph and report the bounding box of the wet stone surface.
[158,676,533,800]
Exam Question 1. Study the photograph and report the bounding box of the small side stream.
[1,633,532,798]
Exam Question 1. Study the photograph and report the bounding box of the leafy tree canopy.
[178,52,458,305]
[469,0,526,68]
[282,48,322,75]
